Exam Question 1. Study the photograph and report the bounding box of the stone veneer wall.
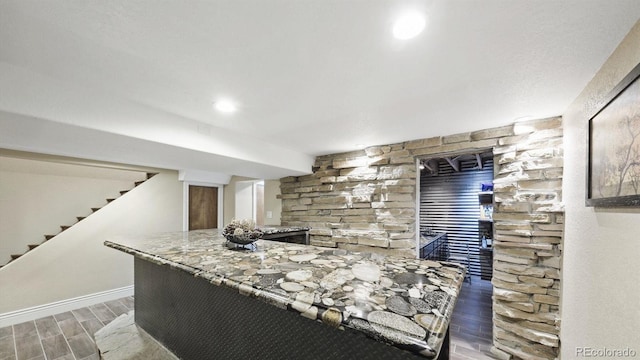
[280,117,564,359]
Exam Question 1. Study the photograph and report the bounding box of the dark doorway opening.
[418,152,494,279]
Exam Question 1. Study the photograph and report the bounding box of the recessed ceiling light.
[392,12,426,40]
[213,99,237,113]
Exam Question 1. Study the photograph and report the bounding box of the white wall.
[0,156,147,264]
[234,181,255,221]
[223,176,254,225]
[263,179,282,226]
[562,20,640,358]
[0,170,183,314]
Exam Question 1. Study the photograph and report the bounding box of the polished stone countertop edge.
[105,241,204,276]
[105,240,294,310]
[259,226,310,235]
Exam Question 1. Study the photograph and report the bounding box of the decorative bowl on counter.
[222,219,263,245]
[222,233,261,245]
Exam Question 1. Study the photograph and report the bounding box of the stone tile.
[41,334,72,359]
[53,312,75,322]
[54,354,77,360]
[89,304,117,325]
[94,312,178,360]
[58,318,86,339]
[81,319,105,338]
[35,316,62,339]
[451,316,493,333]
[12,321,37,339]
[450,354,475,360]
[14,333,43,360]
[0,325,12,339]
[452,343,495,360]
[0,333,16,359]
[0,299,149,360]
[104,300,129,317]
[120,296,135,310]
[80,353,101,360]
[452,328,493,346]
[67,333,98,359]
[72,308,98,322]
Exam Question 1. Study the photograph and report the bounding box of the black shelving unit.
[478,191,493,280]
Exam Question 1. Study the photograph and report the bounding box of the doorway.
[188,185,218,230]
[419,151,495,358]
[418,152,494,278]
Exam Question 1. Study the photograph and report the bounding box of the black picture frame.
[586,62,640,207]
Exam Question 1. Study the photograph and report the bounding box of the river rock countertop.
[258,226,310,235]
[105,229,465,359]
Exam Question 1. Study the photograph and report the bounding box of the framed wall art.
[586,62,640,207]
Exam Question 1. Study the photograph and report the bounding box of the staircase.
[1,172,158,268]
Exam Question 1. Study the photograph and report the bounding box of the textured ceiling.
[1,1,639,178]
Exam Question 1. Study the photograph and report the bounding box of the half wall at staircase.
[0,157,183,315]
[0,155,148,265]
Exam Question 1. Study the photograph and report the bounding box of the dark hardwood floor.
[450,276,496,359]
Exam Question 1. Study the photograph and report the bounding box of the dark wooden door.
[189,186,218,230]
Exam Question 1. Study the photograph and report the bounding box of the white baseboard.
[0,285,134,327]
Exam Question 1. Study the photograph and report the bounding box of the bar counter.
[105,229,465,359]
[259,225,310,244]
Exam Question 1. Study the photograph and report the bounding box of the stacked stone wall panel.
[280,117,564,359]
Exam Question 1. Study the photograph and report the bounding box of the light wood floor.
[1,278,495,360]
[0,297,134,360]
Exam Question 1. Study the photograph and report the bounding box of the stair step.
[120,190,129,195]
[28,244,40,250]
[11,254,22,260]
[106,198,115,203]
[45,235,55,240]
[91,207,101,212]
[146,172,158,179]
[77,216,86,221]
[60,225,71,231]
[134,180,145,186]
